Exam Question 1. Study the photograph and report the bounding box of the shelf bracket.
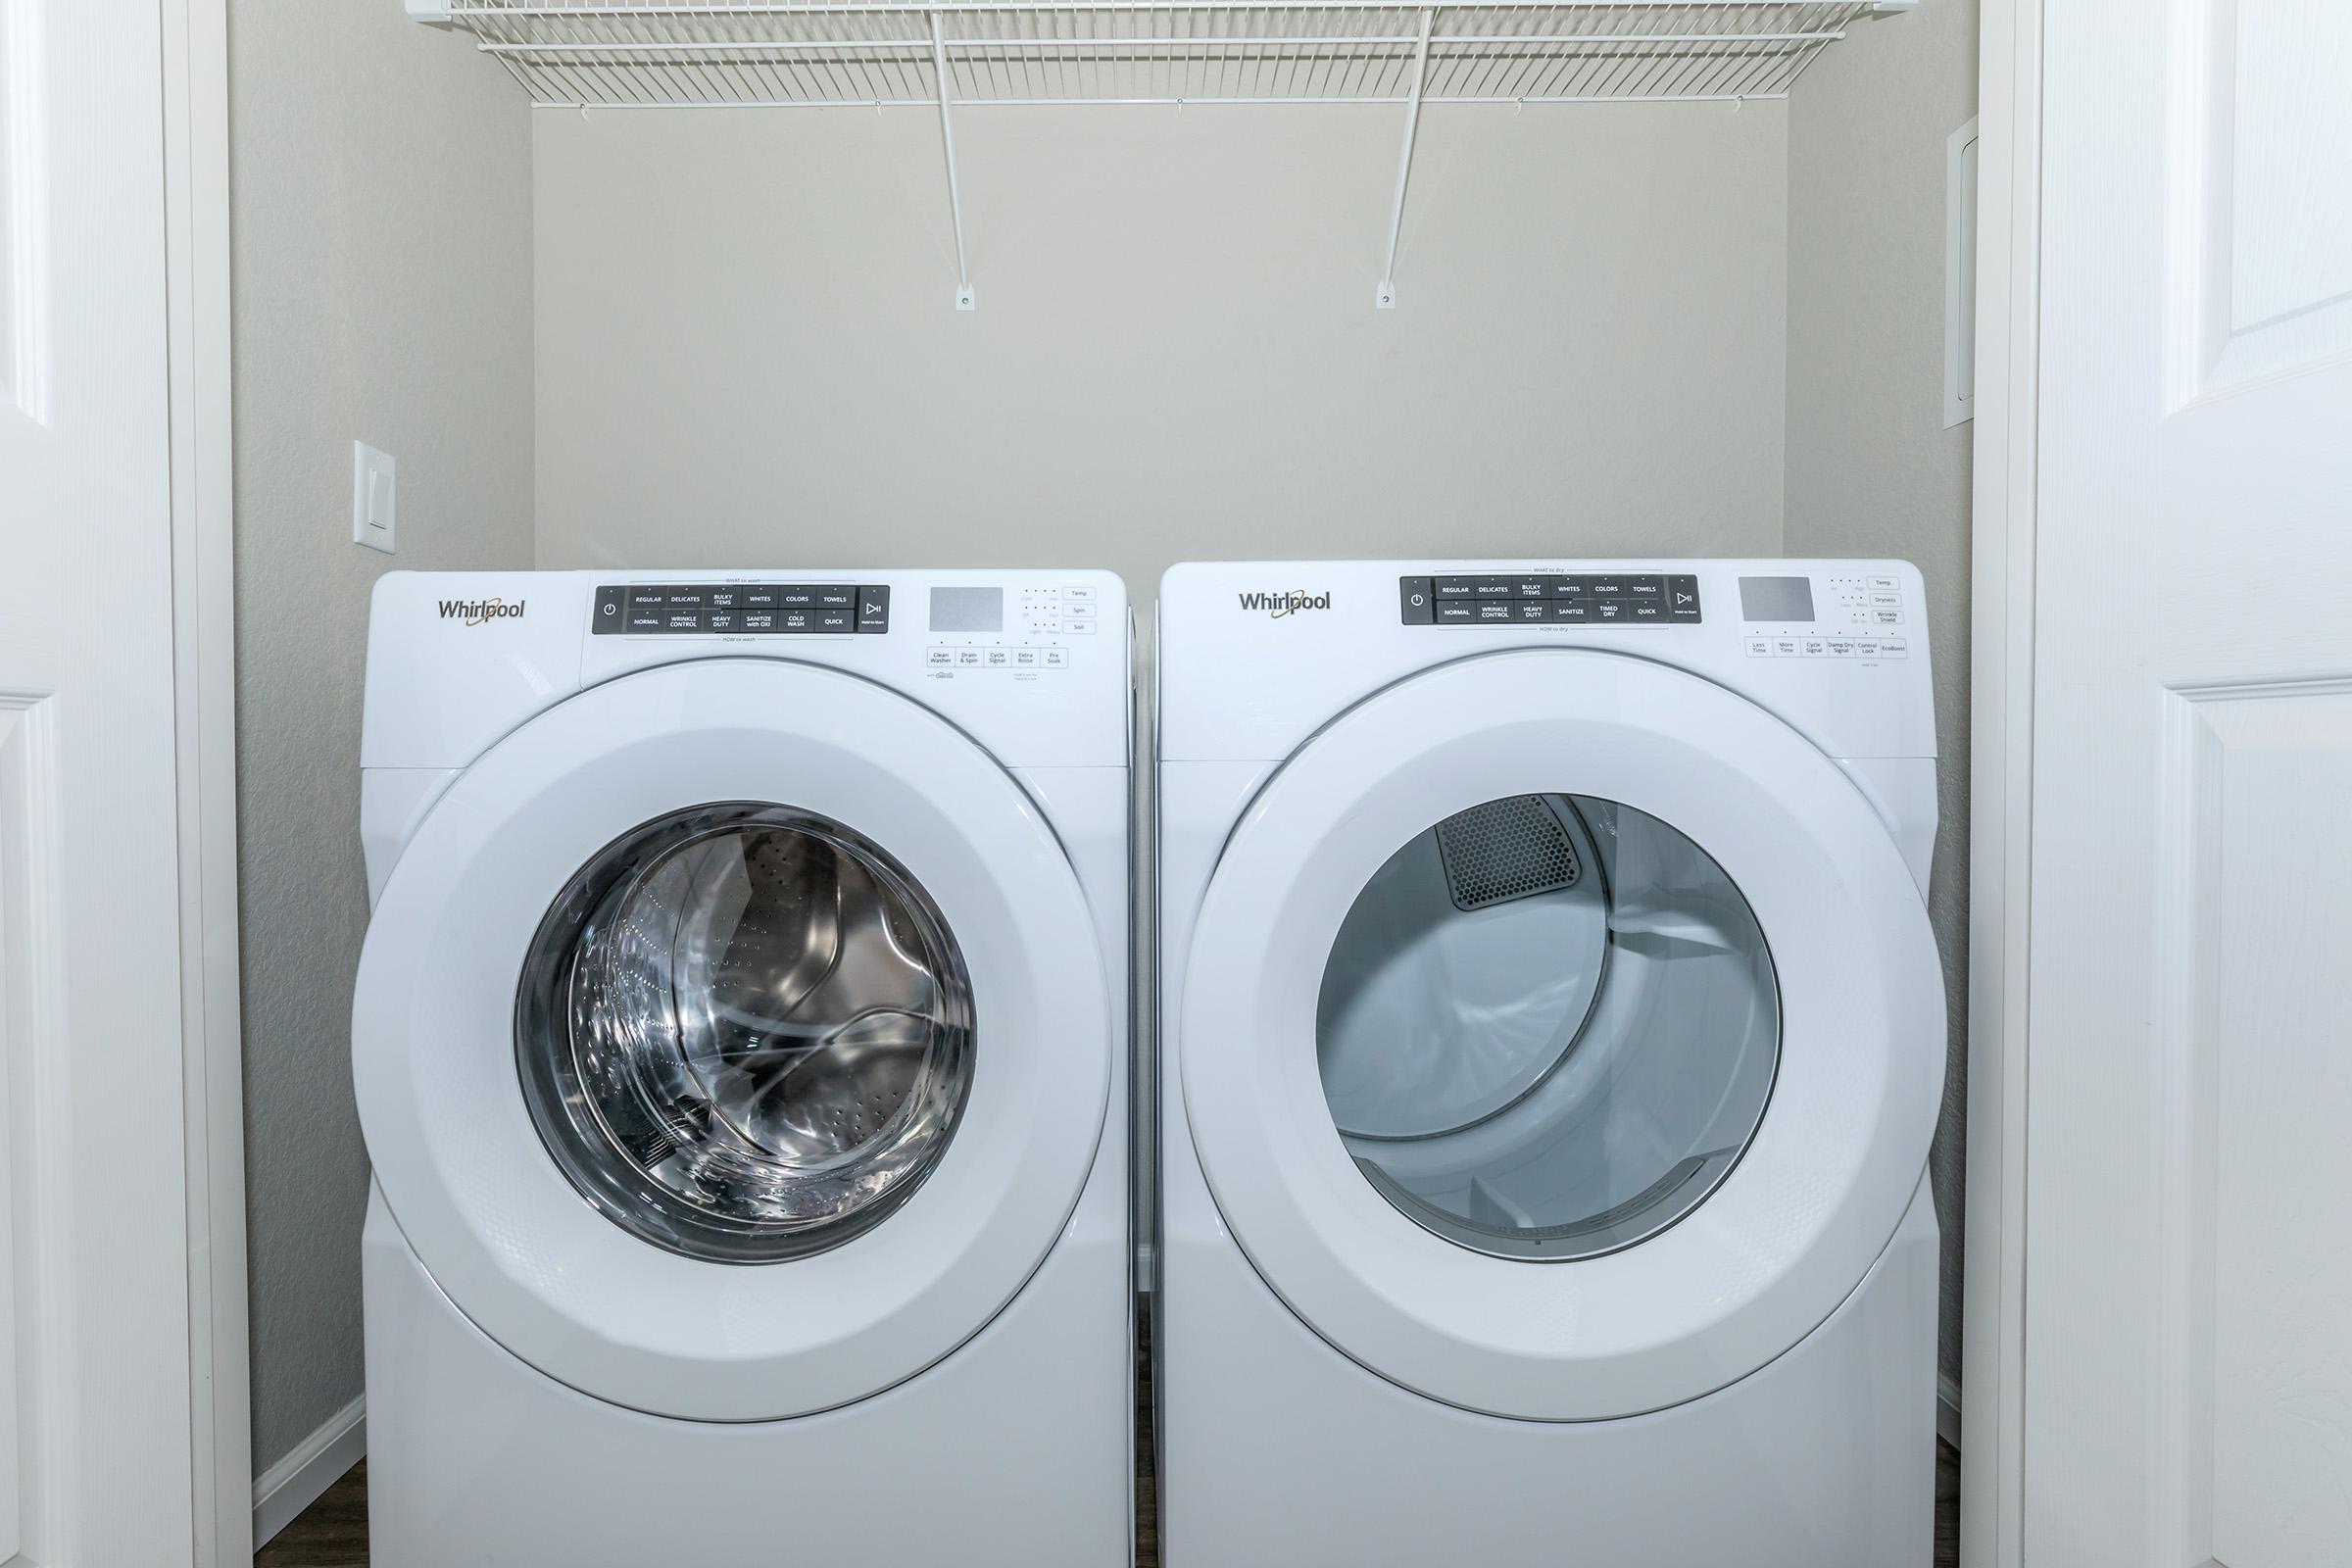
[929,12,976,310]
[1375,9,1436,310]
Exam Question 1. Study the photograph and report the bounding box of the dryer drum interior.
[514,801,976,1265]
[1315,793,1780,1263]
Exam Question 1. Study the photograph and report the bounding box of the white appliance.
[353,569,1131,1566]
[1155,561,1943,1566]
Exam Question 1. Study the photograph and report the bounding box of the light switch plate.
[353,441,397,554]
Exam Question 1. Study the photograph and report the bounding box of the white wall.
[533,102,1790,582]
[1784,0,1980,1389]
[229,4,534,1477]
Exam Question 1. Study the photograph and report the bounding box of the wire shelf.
[434,1,1897,108]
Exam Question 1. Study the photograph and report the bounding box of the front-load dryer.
[1155,561,1943,1566]
[354,570,1131,1566]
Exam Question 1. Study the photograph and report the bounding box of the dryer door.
[354,660,1109,1421]
[1180,649,1941,1421]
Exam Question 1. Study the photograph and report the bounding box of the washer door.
[1180,649,1941,1421]
[354,660,1109,1421]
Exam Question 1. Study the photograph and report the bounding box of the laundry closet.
[226,0,1978,1526]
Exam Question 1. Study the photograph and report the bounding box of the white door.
[2022,1,2352,1561]
[1,1,234,1563]
[353,660,1110,1420]
[1181,649,1943,1420]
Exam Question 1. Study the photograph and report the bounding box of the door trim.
[1960,0,2038,1563]
[160,0,252,1561]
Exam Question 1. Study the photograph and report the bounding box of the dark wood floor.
[254,1459,367,1568]
[259,1322,1954,1567]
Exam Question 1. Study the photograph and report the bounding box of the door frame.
[1959,0,2038,1564]
[160,0,252,1561]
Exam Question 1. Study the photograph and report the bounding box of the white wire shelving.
[409,0,1917,305]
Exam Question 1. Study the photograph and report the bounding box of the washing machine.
[353,569,1131,1566]
[1155,561,1943,1566]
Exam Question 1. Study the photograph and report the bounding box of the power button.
[1398,576,1435,625]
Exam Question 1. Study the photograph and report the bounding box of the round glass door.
[515,802,975,1264]
[1316,793,1778,1261]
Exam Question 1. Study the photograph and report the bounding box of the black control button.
[624,584,669,611]
[742,586,780,609]
[1622,574,1667,600]
[779,587,817,608]
[707,586,743,609]
[1548,600,1591,623]
[1434,576,1475,600]
[815,608,855,632]
[1512,577,1551,599]
[858,586,892,632]
[1474,600,1516,622]
[662,609,706,633]
[707,609,741,633]
[662,587,710,609]
[1584,576,1628,600]
[815,587,858,609]
[1628,600,1667,622]
[1398,577,1436,624]
[593,586,627,632]
[1549,577,1589,599]
[742,610,779,633]
[1471,577,1515,599]
[1512,601,1549,623]
[1590,599,1630,623]
[781,609,815,633]
[1667,574,1703,620]
[625,608,664,634]
[1436,602,1477,624]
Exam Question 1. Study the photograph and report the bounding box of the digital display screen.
[929,586,1004,633]
[1738,576,1816,622]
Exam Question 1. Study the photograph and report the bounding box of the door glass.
[516,803,974,1264]
[1316,794,1777,1261]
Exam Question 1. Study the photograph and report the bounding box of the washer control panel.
[1737,569,1910,662]
[1399,572,1703,626]
[922,581,1099,675]
[593,582,890,636]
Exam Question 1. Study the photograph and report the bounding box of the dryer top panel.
[364,568,1130,772]
[1158,560,1933,764]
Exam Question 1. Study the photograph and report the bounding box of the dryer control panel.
[1399,572,1703,626]
[1734,569,1911,662]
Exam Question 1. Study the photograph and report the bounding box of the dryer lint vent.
[1434,795,1582,912]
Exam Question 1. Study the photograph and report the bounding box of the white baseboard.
[1937,1372,1963,1451]
[253,1394,366,1547]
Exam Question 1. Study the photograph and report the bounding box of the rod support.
[930,12,976,309]
[1376,8,1435,310]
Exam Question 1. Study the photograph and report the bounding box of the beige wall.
[532,102,1791,582]
[226,8,1977,1482]
[1785,0,1980,1388]
[532,102,1796,1295]
[229,5,534,1474]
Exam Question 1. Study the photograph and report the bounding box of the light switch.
[353,441,397,554]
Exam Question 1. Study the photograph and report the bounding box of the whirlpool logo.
[438,597,526,627]
[1239,590,1332,619]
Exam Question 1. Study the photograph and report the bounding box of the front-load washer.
[353,569,1132,1567]
[1155,561,1943,1566]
